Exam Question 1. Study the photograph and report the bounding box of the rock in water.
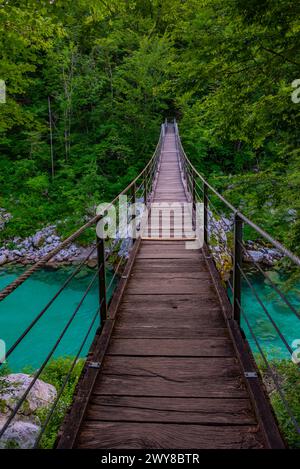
[264,270,281,285]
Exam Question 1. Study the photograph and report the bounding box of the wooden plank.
[153,189,185,192]
[139,240,195,244]
[113,325,228,339]
[120,293,220,308]
[133,259,206,272]
[100,355,243,379]
[153,198,187,202]
[146,222,190,228]
[117,312,224,329]
[138,245,202,261]
[126,278,215,295]
[141,237,197,241]
[107,338,234,357]
[142,232,195,238]
[137,251,202,259]
[94,356,248,398]
[130,272,210,279]
[85,395,256,425]
[76,422,264,449]
[94,375,248,398]
[138,243,200,252]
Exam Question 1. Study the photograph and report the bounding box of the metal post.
[96,235,107,326]
[203,182,208,244]
[131,182,136,242]
[189,168,193,194]
[192,172,196,229]
[233,213,243,325]
[144,172,148,206]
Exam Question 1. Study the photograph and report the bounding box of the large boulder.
[0,373,57,414]
[244,250,264,263]
[0,374,57,448]
[0,416,40,449]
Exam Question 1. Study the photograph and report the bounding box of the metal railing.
[174,119,300,443]
[0,123,166,448]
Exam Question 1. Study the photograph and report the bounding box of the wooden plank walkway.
[58,125,283,449]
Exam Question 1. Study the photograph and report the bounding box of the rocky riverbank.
[0,225,96,267]
[207,211,283,280]
[0,207,284,269]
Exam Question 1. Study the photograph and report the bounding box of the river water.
[0,266,110,371]
[0,265,299,371]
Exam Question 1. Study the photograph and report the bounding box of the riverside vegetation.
[0,358,84,449]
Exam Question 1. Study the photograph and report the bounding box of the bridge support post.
[203,182,208,244]
[131,182,136,242]
[192,171,196,229]
[233,213,243,325]
[96,235,107,326]
[144,172,148,206]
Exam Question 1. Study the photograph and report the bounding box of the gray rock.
[0,373,57,414]
[22,239,32,250]
[0,374,57,448]
[265,248,282,260]
[245,250,264,263]
[0,417,40,449]
[0,254,7,266]
[12,250,22,257]
[32,233,45,248]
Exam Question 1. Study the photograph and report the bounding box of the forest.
[0,0,300,252]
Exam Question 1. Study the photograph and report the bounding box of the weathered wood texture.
[59,124,283,449]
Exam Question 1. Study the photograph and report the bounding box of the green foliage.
[259,359,300,448]
[0,357,84,449]
[0,363,11,377]
[37,357,85,449]
[0,0,299,252]
[173,0,300,253]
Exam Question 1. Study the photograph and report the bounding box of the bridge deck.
[58,127,282,449]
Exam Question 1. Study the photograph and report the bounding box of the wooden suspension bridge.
[57,124,283,449]
[2,121,300,449]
